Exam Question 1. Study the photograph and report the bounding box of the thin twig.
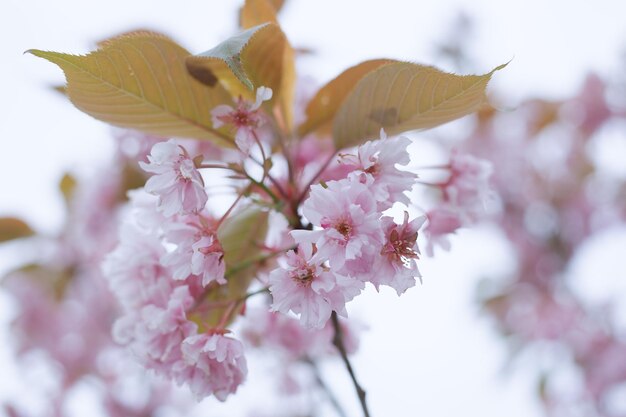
[331,312,371,417]
[248,154,289,200]
[294,150,337,207]
[242,171,280,204]
[306,358,348,417]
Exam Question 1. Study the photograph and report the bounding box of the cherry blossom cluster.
[421,150,494,256]
[2,139,193,417]
[2,75,497,416]
[104,185,244,401]
[84,74,497,405]
[271,130,425,329]
[461,73,626,416]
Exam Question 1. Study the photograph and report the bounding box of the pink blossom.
[113,286,197,378]
[341,129,417,209]
[292,178,383,270]
[269,244,363,328]
[176,333,247,401]
[139,140,208,217]
[103,222,174,310]
[191,235,226,286]
[423,207,463,256]
[441,151,493,218]
[161,216,226,287]
[368,212,425,295]
[211,86,272,154]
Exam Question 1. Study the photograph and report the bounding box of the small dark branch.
[294,151,337,207]
[331,312,371,417]
[306,358,348,417]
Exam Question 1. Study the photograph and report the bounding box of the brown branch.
[331,312,371,417]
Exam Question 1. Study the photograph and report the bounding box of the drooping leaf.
[0,217,34,243]
[186,23,296,130]
[28,31,235,146]
[194,206,269,328]
[298,59,396,136]
[332,62,507,149]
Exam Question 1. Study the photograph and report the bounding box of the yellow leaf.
[332,62,507,149]
[3,264,74,301]
[28,31,235,146]
[193,206,268,328]
[240,0,279,28]
[218,205,269,281]
[298,59,396,137]
[239,0,288,28]
[59,173,76,206]
[0,217,34,242]
[186,23,296,130]
[268,0,287,12]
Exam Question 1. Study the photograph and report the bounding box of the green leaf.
[186,23,295,129]
[298,59,396,137]
[332,62,507,149]
[0,217,34,242]
[28,31,235,146]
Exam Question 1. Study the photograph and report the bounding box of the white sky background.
[1,0,626,416]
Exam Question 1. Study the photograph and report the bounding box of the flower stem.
[306,358,348,417]
[243,171,280,204]
[294,150,337,207]
[331,312,371,417]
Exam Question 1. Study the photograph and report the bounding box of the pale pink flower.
[103,223,174,310]
[570,73,613,135]
[113,286,197,378]
[160,221,198,280]
[292,178,383,270]
[139,140,208,217]
[269,244,363,329]
[211,86,273,154]
[191,235,226,287]
[161,216,226,287]
[176,333,247,401]
[441,151,493,218]
[368,212,425,295]
[125,189,168,232]
[341,129,417,209]
[423,207,463,256]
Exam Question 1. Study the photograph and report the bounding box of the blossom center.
[290,266,316,287]
[321,216,353,240]
[178,160,196,181]
[385,229,418,263]
[364,159,380,176]
[232,109,253,127]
